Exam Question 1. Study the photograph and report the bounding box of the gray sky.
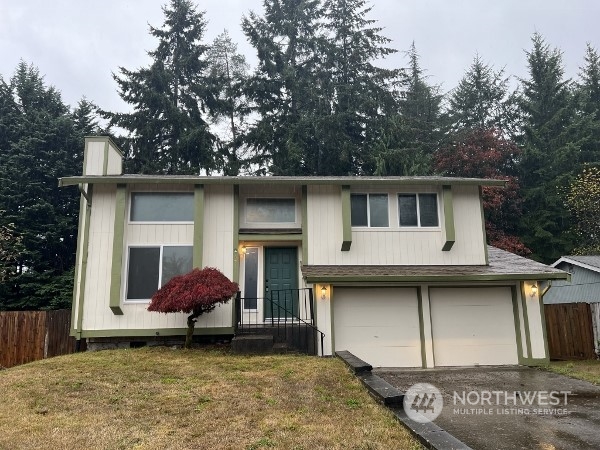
[1,0,598,113]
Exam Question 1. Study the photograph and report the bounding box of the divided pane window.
[246,198,295,223]
[398,193,439,227]
[350,194,389,227]
[130,192,194,222]
[126,246,193,300]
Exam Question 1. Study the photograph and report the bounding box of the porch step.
[231,334,273,354]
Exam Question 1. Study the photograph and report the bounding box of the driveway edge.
[336,351,474,450]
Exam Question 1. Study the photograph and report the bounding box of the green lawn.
[546,360,600,385]
[0,347,421,450]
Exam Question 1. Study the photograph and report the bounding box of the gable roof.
[551,256,600,274]
[58,174,506,188]
[302,246,569,283]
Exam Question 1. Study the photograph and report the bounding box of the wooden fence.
[544,303,597,360]
[0,309,77,368]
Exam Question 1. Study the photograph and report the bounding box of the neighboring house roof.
[58,174,506,188]
[302,246,569,283]
[551,256,600,274]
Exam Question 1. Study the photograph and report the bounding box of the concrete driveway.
[376,366,600,450]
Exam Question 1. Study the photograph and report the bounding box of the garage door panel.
[430,287,518,366]
[333,288,421,367]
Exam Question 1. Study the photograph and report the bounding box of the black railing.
[234,288,325,356]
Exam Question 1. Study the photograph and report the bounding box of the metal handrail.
[235,288,325,356]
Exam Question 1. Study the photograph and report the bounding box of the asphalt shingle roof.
[301,246,568,282]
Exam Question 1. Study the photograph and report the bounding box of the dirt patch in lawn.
[0,347,420,450]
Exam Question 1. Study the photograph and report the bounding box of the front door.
[264,247,298,319]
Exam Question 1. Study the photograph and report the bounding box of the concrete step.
[231,334,273,354]
[272,342,289,354]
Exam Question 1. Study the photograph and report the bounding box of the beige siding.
[523,282,546,359]
[307,184,486,265]
[84,141,105,175]
[82,184,116,330]
[198,184,235,328]
[81,183,234,332]
[106,142,122,175]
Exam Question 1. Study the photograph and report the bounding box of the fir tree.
[106,0,218,175]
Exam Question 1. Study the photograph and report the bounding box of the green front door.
[264,247,298,319]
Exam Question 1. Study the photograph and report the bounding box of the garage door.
[430,287,518,366]
[333,287,421,367]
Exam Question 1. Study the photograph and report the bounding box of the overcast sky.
[1,0,598,113]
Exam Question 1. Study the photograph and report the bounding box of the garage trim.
[417,287,427,368]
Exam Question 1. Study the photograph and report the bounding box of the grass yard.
[0,347,420,450]
[546,360,600,385]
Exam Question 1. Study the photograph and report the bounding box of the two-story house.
[59,137,568,367]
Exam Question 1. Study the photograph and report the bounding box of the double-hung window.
[126,245,193,300]
[350,194,389,227]
[398,193,439,227]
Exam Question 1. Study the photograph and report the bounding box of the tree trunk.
[185,314,196,349]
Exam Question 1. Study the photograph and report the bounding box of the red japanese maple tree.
[148,267,238,348]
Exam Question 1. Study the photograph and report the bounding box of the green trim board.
[519,282,533,359]
[441,185,455,251]
[232,185,240,326]
[510,285,525,364]
[109,184,126,315]
[479,186,489,264]
[102,139,109,175]
[60,175,508,188]
[72,186,94,338]
[538,294,550,360]
[238,234,303,242]
[70,194,85,336]
[302,185,308,263]
[330,286,336,354]
[341,185,351,251]
[193,184,204,268]
[303,273,569,283]
[417,287,427,368]
[81,327,235,338]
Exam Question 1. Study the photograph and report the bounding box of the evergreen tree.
[518,33,578,262]
[0,62,84,309]
[242,0,324,175]
[446,54,515,133]
[374,43,442,176]
[574,44,600,166]
[322,0,399,175]
[106,0,218,175]
[207,30,250,175]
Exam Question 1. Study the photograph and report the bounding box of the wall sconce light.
[321,286,327,300]
[241,246,247,255]
[530,284,538,297]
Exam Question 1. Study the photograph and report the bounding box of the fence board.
[545,303,596,360]
[0,310,76,368]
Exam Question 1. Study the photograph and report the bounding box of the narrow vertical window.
[243,248,259,309]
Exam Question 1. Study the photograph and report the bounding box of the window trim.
[350,193,390,228]
[398,193,440,228]
[128,191,194,224]
[124,244,193,303]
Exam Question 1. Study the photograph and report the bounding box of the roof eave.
[58,175,507,188]
[303,272,570,283]
[551,257,600,274]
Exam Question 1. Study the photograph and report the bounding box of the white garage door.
[333,287,421,367]
[430,287,518,366]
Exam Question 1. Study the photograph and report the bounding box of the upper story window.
[130,192,194,222]
[398,193,439,227]
[126,245,193,301]
[246,198,296,223]
[351,193,389,227]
